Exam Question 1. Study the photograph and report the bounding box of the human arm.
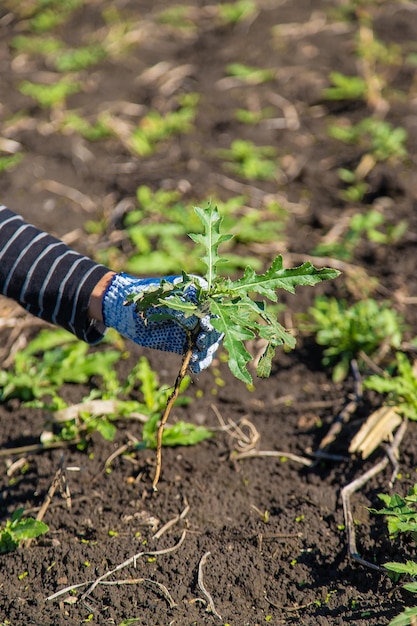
[0,205,221,370]
[0,204,111,342]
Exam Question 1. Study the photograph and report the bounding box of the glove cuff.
[102,273,140,336]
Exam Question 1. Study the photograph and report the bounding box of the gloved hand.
[102,273,222,373]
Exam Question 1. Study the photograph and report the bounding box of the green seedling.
[217,139,279,181]
[0,508,48,554]
[313,208,407,260]
[126,204,339,487]
[306,297,404,382]
[217,0,257,25]
[371,485,417,626]
[234,107,275,125]
[19,79,82,109]
[119,189,288,276]
[0,153,24,173]
[0,324,209,451]
[129,93,199,157]
[329,118,408,163]
[11,35,63,56]
[225,63,274,85]
[132,356,212,449]
[156,5,197,31]
[365,352,417,421]
[53,44,107,72]
[336,168,369,203]
[28,0,82,33]
[0,328,121,402]
[322,71,367,101]
[60,112,112,141]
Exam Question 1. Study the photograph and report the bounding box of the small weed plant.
[217,139,280,181]
[226,62,274,85]
[328,118,408,164]
[0,508,48,554]
[129,93,199,157]
[371,485,417,626]
[19,78,82,109]
[306,296,404,382]
[365,352,417,421]
[98,187,289,276]
[126,204,339,486]
[313,209,407,260]
[0,329,208,450]
[217,0,257,25]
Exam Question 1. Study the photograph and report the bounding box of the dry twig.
[341,419,407,571]
[47,531,186,603]
[317,359,362,452]
[24,456,70,548]
[197,551,222,621]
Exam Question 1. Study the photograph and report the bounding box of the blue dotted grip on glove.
[102,273,222,373]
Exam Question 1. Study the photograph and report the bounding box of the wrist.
[88,271,116,322]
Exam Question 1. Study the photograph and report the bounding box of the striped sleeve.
[0,205,111,343]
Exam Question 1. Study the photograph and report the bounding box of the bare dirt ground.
[1,1,417,625]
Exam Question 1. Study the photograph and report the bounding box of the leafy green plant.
[60,111,112,141]
[19,78,82,109]
[234,107,275,125]
[129,205,339,385]
[53,44,107,72]
[365,352,417,421]
[0,508,49,554]
[306,297,404,382]
[313,208,407,260]
[117,188,289,276]
[225,63,274,85]
[371,485,417,626]
[0,153,24,173]
[0,329,121,402]
[156,5,197,31]
[217,139,279,181]
[322,71,367,101]
[0,325,210,451]
[125,204,338,487]
[217,0,257,25]
[336,167,369,202]
[329,118,408,163]
[28,0,82,33]
[129,93,199,157]
[11,34,63,56]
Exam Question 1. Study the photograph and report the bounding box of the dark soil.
[1,1,417,625]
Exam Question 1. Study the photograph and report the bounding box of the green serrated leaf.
[389,606,417,626]
[384,561,417,576]
[230,256,340,298]
[190,205,233,290]
[256,342,276,378]
[210,300,254,384]
[126,280,178,311]
[12,518,49,540]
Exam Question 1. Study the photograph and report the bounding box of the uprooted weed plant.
[126,203,339,486]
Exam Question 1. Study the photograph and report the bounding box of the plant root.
[152,346,193,491]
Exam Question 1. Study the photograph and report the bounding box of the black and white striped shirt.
[0,205,110,343]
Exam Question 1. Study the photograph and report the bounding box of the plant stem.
[152,345,194,491]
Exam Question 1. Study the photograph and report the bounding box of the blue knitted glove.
[102,273,222,373]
